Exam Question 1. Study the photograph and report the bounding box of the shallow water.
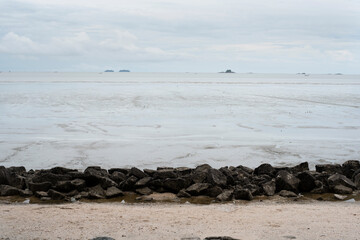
[0,72,359,170]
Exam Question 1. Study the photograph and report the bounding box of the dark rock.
[35,191,48,198]
[70,179,86,191]
[55,180,73,192]
[233,187,253,201]
[50,167,77,175]
[245,184,261,196]
[109,171,127,183]
[195,164,212,173]
[279,190,298,198]
[91,237,115,240]
[41,197,51,201]
[207,168,227,186]
[157,167,174,171]
[105,186,123,198]
[0,166,9,185]
[276,170,300,193]
[153,169,177,179]
[262,180,276,196]
[85,166,108,176]
[28,181,52,192]
[130,167,148,179]
[20,189,33,197]
[8,166,26,174]
[207,186,223,197]
[177,189,191,198]
[163,178,186,193]
[135,177,152,187]
[119,175,138,191]
[136,187,153,195]
[297,171,316,192]
[254,163,275,177]
[7,173,26,189]
[191,172,207,183]
[143,169,156,176]
[31,172,71,185]
[186,183,210,196]
[251,174,272,186]
[354,173,360,189]
[310,180,326,194]
[99,177,117,189]
[333,185,353,194]
[216,190,233,201]
[315,164,342,174]
[175,167,192,175]
[328,173,356,190]
[0,185,22,196]
[108,168,130,175]
[290,162,309,173]
[342,160,360,179]
[219,167,235,185]
[87,184,105,199]
[65,190,79,197]
[236,165,253,174]
[48,189,66,200]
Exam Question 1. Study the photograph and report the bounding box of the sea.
[0,72,359,170]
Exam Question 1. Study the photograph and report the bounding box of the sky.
[0,0,359,73]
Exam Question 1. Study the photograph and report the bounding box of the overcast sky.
[0,0,359,73]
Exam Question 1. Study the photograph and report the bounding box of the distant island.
[119,70,130,72]
[220,69,235,73]
[104,70,114,72]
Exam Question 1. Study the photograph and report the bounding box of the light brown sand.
[1,201,359,240]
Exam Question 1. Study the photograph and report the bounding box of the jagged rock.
[143,169,156,176]
[0,166,9,185]
[354,173,360,189]
[70,179,86,191]
[290,162,309,173]
[342,160,360,179]
[85,166,108,176]
[8,166,26,174]
[310,180,326,194]
[20,189,33,197]
[233,187,253,201]
[276,170,300,193]
[254,163,275,177]
[177,189,191,198]
[191,172,207,183]
[195,164,212,173]
[262,180,276,196]
[110,171,127,183]
[130,167,148,179]
[236,165,254,174]
[108,168,130,175]
[135,177,152,187]
[87,184,105,199]
[333,185,353,194]
[7,173,26,189]
[105,186,123,198]
[207,186,223,197]
[219,167,235,185]
[153,169,177,179]
[163,178,186,193]
[65,190,79,197]
[31,171,71,184]
[279,190,298,198]
[28,181,52,192]
[0,185,22,196]
[50,167,77,175]
[245,184,261,196]
[99,177,117,189]
[186,183,210,195]
[216,190,233,201]
[119,175,138,191]
[328,173,356,190]
[315,164,342,174]
[207,169,227,186]
[136,187,153,195]
[35,191,48,198]
[175,167,192,175]
[48,189,66,200]
[297,171,316,192]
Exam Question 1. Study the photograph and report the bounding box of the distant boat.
[104,70,114,72]
[219,69,235,73]
[119,70,130,72]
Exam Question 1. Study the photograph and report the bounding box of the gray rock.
[0,185,22,196]
[328,173,356,190]
[354,173,360,189]
[186,183,210,195]
[143,169,156,176]
[108,168,130,175]
[333,185,353,194]
[175,167,192,175]
[31,171,71,184]
[130,167,148,179]
[110,171,127,183]
[105,186,123,198]
[136,187,153,195]
[290,162,309,173]
[48,189,66,200]
[207,186,223,197]
[279,190,298,198]
[233,187,253,201]
[87,184,105,199]
[254,163,275,176]
[153,169,177,179]
[177,189,191,198]
[216,190,233,201]
[35,191,49,198]
[163,178,186,193]
[119,175,138,191]
[207,168,227,186]
[342,160,360,179]
[135,177,152,187]
[276,170,300,193]
[28,181,52,192]
[262,180,276,196]
[315,164,342,174]
[297,171,316,192]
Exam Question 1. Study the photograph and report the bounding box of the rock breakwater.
[1,161,360,202]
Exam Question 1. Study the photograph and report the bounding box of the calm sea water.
[0,72,359,170]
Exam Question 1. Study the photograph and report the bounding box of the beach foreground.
[1,201,359,240]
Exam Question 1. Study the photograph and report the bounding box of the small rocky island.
[119,70,130,72]
[220,69,235,73]
[104,70,114,72]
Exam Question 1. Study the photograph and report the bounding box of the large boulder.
[109,171,127,183]
[105,186,123,198]
[55,179,86,192]
[130,167,148,179]
[275,170,300,193]
[0,167,10,185]
[315,164,342,174]
[0,185,22,196]
[254,164,275,177]
[289,162,309,173]
[328,173,356,190]
[207,168,227,186]
[333,185,353,194]
[87,184,105,199]
[48,189,66,200]
[233,187,253,201]
[186,183,210,196]
[153,169,177,179]
[207,186,223,198]
[297,171,316,192]
[163,178,187,193]
[28,181,52,192]
[216,190,234,202]
[262,180,276,196]
[342,160,360,179]
[135,177,152,187]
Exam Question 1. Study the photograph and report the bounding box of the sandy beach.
[1,200,359,240]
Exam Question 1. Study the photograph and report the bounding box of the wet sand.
[1,201,359,240]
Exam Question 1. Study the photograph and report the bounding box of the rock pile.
[1,161,360,202]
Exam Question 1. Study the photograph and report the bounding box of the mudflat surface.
[1,201,359,240]
[1,73,360,170]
